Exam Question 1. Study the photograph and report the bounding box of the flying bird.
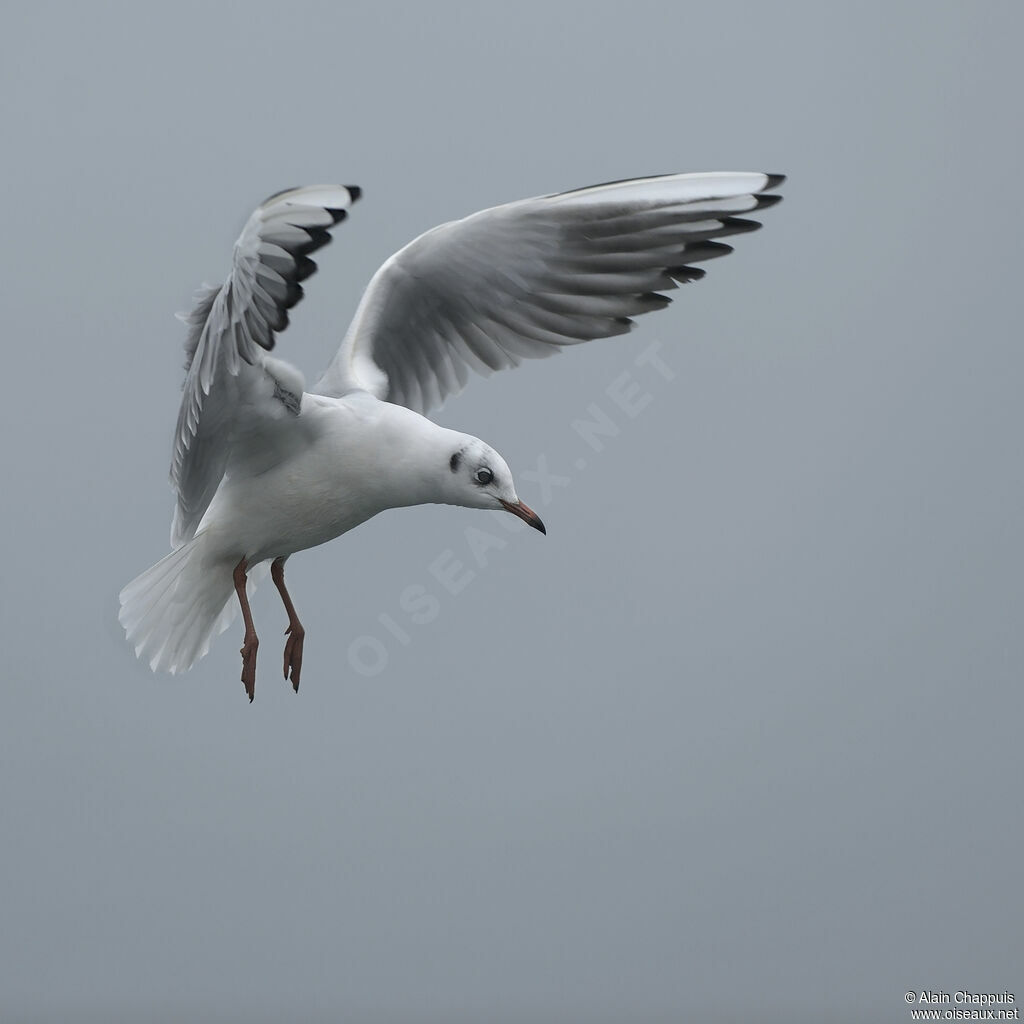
[119,172,785,700]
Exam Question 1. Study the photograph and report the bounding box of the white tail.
[119,533,266,674]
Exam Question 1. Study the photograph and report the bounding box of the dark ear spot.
[449,451,461,473]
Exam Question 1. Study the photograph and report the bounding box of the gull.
[119,171,785,700]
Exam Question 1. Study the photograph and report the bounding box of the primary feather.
[316,171,784,413]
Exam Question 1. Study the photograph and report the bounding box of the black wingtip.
[688,241,734,260]
[764,173,787,190]
[668,265,706,283]
[721,217,762,234]
[676,241,733,265]
[288,225,333,256]
[294,255,317,282]
[345,184,362,202]
[754,193,784,210]
[325,208,348,224]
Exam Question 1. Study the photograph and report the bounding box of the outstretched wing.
[170,184,360,547]
[315,172,783,414]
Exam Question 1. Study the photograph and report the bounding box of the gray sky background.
[2,2,1021,1021]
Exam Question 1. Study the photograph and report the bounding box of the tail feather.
[119,534,267,675]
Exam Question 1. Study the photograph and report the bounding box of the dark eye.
[475,467,493,485]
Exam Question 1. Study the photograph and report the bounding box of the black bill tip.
[501,499,546,535]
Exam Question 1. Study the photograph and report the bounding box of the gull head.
[444,436,545,534]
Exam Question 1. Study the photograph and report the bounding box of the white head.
[439,434,546,533]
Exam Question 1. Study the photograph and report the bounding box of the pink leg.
[232,557,259,702]
[271,557,305,693]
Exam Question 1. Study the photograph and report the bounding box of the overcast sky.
[2,2,1022,1022]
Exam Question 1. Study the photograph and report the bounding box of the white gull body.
[119,172,785,698]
